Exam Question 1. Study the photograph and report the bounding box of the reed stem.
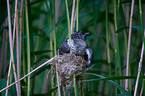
[25,0,31,95]
[125,0,135,91]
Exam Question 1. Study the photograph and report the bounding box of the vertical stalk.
[5,60,12,96]
[19,0,24,85]
[45,0,54,95]
[65,0,71,46]
[73,74,78,96]
[16,6,21,96]
[55,64,61,96]
[21,3,26,83]
[114,0,122,94]
[125,0,135,91]
[19,0,24,91]
[70,0,76,34]
[76,0,79,31]
[139,0,145,48]
[6,0,19,95]
[52,0,60,96]
[22,27,26,83]
[6,20,19,96]
[25,0,31,95]
[138,0,145,95]
[140,79,144,96]
[106,0,112,95]
[134,42,144,96]
[53,0,57,56]
[114,0,118,94]
[117,0,123,87]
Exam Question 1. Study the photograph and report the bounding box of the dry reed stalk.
[125,0,135,91]
[70,0,76,34]
[6,0,19,95]
[0,56,56,93]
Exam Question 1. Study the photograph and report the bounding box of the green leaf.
[84,76,145,81]
[116,26,129,33]
[115,26,145,34]
[83,73,131,96]
[132,26,145,33]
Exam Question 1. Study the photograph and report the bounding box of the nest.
[50,53,87,87]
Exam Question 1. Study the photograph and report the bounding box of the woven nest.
[50,53,87,87]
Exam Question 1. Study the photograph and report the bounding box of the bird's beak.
[83,33,89,36]
[85,33,89,35]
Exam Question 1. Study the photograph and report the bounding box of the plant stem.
[52,0,60,95]
[53,0,57,56]
[70,0,76,34]
[45,0,55,95]
[6,0,19,95]
[139,0,145,45]
[65,0,71,47]
[125,0,135,91]
[140,79,145,96]
[25,0,31,95]
[73,74,78,96]
[0,56,56,92]
[16,4,21,96]
[134,42,144,96]
[106,0,112,95]
[117,0,123,87]
[76,0,79,31]
[19,0,24,86]
[114,0,118,94]
[114,0,122,94]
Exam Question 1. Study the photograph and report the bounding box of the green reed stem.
[25,0,31,95]
[52,0,56,56]
[73,74,78,96]
[117,0,123,87]
[139,0,145,45]
[45,0,55,95]
[76,0,79,31]
[65,0,71,46]
[52,1,61,96]
[114,0,122,94]
[114,1,118,93]
[106,0,112,95]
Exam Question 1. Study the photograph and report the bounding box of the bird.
[59,31,93,67]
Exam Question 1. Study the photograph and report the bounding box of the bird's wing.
[59,39,70,55]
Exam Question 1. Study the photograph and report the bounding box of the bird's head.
[72,31,89,40]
